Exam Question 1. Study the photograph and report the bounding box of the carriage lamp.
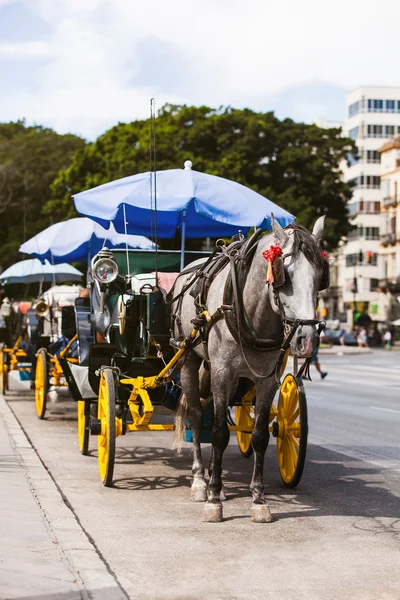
[93,258,119,285]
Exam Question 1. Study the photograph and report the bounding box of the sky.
[1,0,400,140]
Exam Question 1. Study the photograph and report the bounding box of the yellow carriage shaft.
[49,335,78,386]
[3,336,28,369]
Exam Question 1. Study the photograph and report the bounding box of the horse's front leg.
[204,369,231,522]
[250,376,279,523]
[181,354,208,502]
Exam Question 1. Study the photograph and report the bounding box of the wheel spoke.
[288,432,300,450]
[288,407,300,425]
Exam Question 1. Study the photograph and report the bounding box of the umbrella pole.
[180,210,186,271]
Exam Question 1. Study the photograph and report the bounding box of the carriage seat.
[130,272,179,295]
[130,273,157,294]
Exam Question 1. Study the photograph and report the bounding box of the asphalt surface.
[4,350,400,600]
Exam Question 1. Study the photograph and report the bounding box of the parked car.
[322,329,357,346]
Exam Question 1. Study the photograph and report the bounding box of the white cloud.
[1,0,400,138]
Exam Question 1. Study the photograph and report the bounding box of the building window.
[364,227,380,240]
[347,201,380,215]
[345,254,358,267]
[370,279,379,291]
[367,124,383,137]
[365,99,400,113]
[349,101,360,117]
[385,125,395,137]
[368,99,384,112]
[366,150,380,163]
[354,175,380,189]
[386,100,395,112]
[349,126,359,140]
[348,226,380,240]
[345,252,378,267]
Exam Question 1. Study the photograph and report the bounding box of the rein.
[170,227,326,383]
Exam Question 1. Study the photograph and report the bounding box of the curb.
[319,348,373,355]
[0,393,128,600]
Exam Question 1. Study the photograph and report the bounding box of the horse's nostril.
[296,335,305,350]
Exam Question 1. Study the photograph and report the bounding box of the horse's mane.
[284,223,325,272]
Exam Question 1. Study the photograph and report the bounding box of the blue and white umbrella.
[19,217,156,264]
[74,162,294,238]
[0,259,83,285]
[73,162,294,269]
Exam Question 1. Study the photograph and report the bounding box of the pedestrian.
[309,344,328,379]
[339,327,346,346]
[357,327,368,348]
[383,330,392,351]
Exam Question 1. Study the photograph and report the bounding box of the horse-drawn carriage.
[17,163,330,523]
[32,285,81,419]
[63,216,328,524]
[0,298,31,394]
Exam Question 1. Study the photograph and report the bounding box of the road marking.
[309,436,400,473]
[369,406,400,414]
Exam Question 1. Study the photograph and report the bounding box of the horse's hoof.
[251,504,273,523]
[191,485,208,502]
[203,502,223,522]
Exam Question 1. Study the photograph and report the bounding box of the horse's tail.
[173,392,188,456]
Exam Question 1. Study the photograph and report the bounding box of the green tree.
[0,121,85,270]
[46,105,355,250]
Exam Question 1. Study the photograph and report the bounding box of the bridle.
[267,227,327,381]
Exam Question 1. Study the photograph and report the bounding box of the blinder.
[271,256,285,288]
[319,259,330,291]
[271,256,330,291]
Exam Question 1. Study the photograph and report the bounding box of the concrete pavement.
[1,351,400,599]
[0,392,128,600]
[2,351,400,600]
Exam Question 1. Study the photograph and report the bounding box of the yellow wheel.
[0,350,8,395]
[98,368,116,486]
[275,374,308,488]
[78,400,90,455]
[236,386,255,457]
[35,349,48,419]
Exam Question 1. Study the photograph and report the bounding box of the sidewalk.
[0,393,128,600]
[319,345,373,355]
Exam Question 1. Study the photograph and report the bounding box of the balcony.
[380,232,397,245]
[382,196,398,208]
[378,277,400,294]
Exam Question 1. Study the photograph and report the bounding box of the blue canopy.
[19,217,156,264]
[73,163,295,238]
[0,259,83,284]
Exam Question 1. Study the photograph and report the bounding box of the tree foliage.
[47,105,355,250]
[1,108,356,274]
[0,121,85,270]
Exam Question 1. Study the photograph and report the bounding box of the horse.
[172,215,327,522]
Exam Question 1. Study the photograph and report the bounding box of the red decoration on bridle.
[262,245,283,284]
[321,251,328,259]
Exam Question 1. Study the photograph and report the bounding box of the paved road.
[4,351,400,600]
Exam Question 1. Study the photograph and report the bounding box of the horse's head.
[266,215,328,357]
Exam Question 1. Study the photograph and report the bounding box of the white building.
[340,86,400,320]
[375,136,400,322]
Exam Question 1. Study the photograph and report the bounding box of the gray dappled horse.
[172,216,326,522]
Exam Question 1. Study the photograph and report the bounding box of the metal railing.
[382,196,397,208]
[380,232,397,245]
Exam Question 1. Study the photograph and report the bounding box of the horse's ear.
[272,214,288,246]
[312,216,325,246]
